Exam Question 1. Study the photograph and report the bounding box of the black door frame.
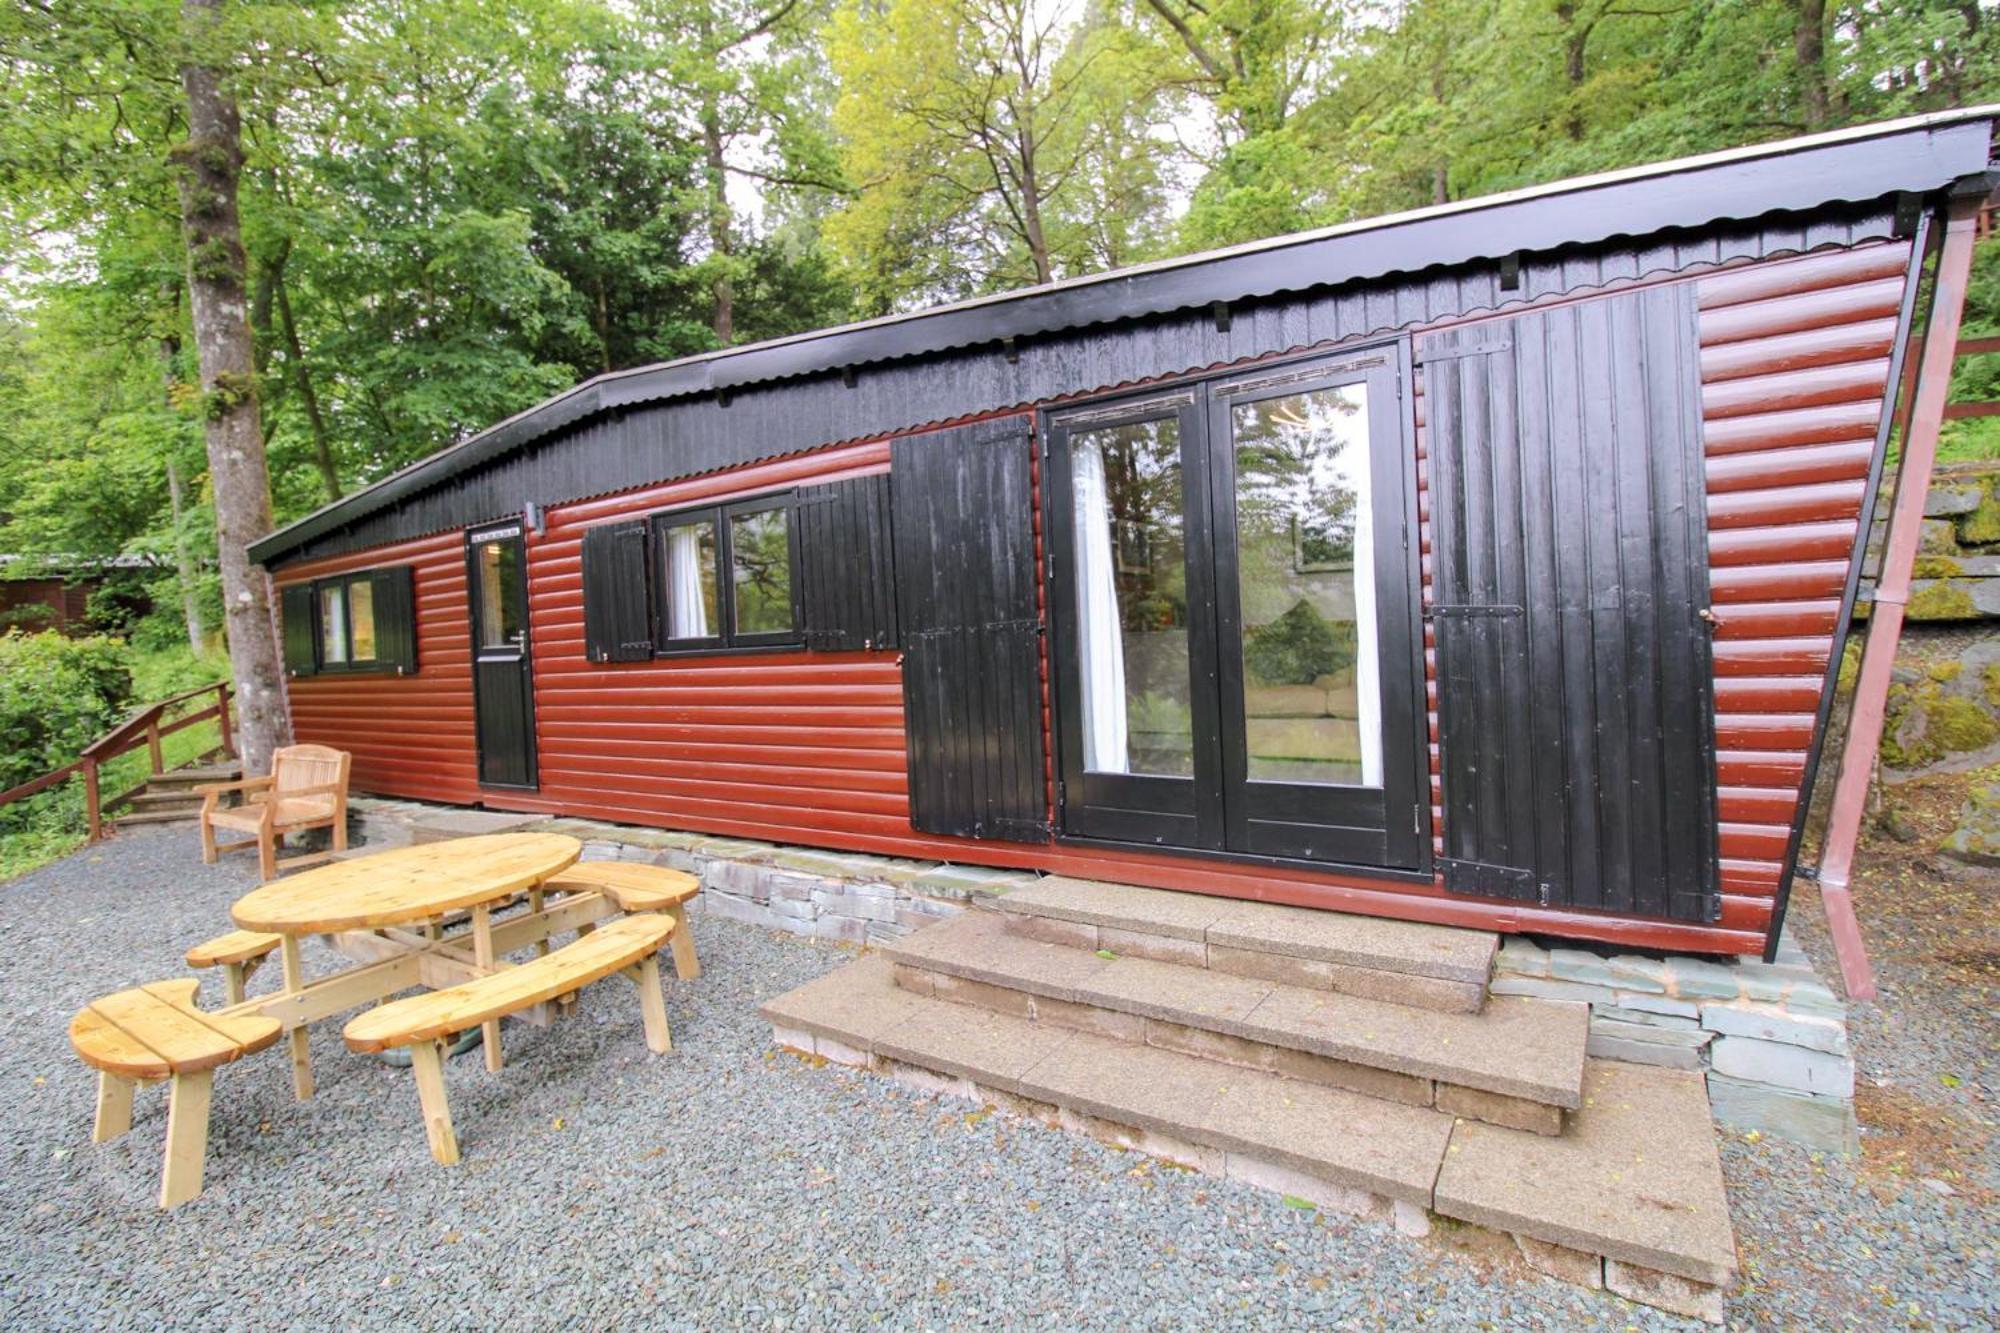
[1043,386,1224,850]
[1041,340,1431,876]
[466,518,539,791]
[1207,345,1427,868]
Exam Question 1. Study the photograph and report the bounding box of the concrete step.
[997,877,1496,1013]
[763,955,1737,1320]
[127,790,204,810]
[109,808,202,828]
[884,912,1586,1129]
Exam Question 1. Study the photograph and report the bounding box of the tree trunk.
[275,268,340,503]
[700,91,735,345]
[1794,0,1830,130]
[1555,0,1589,141]
[174,0,290,773]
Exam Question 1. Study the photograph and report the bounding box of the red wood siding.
[1695,240,1912,937]
[275,530,481,805]
[270,240,1912,957]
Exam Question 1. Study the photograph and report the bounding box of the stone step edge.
[890,957,1564,1134]
[985,886,1493,1014]
[762,976,1731,1324]
[881,916,1584,1112]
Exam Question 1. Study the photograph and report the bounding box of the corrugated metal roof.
[251,107,1997,565]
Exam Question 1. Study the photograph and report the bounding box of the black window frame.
[649,492,802,655]
[307,572,388,674]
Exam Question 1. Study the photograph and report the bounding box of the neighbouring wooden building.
[249,110,1999,962]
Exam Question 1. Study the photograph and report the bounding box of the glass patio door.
[1208,352,1424,867]
[1047,345,1425,870]
[1045,390,1224,849]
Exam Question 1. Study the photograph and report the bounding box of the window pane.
[663,520,719,639]
[730,508,792,635]
[1070,418,1191,777]
[477,539,523,650]
[1231,383,1381,787]
[319,583,349,665]
[347,577,377,661]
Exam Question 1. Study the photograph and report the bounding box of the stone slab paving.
[882,913,1587,1107]
[1433,1059,1739,1288]
[1000,876,1496,983]
[769,956,1455,1208]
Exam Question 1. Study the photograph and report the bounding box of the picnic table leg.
[634,955,673,1054]
[665,903,702,981]
[529,886,549,958]
[410,1038,461,1166]
[279,936,314,1100]
[471,904,503,1073]
[159,1070,213,1209]
[93,1072,137,1143]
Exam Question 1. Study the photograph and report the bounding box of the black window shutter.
[581,520,654,663]
[1420,284,1719,923]
[797,474,898,651]
[370,565,418,674]
[280,583,317,676]
[891,419,1046,843]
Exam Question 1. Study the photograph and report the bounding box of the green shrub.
[1243,600,1352,686]
[0,630,133,794]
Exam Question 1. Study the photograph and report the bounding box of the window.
[647,495,799,652]
[280,566,418,677]
[659,517,720,646]
[316,573,382,669]
[474,538,524,650]
[729,505,794,640]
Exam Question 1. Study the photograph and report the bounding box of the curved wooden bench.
[541,862,702,980]
[343,914,676,1165]
[69,978,283,1208]
[185,929,284,1005]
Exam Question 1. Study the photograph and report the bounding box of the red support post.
[1814,193,1984,1001]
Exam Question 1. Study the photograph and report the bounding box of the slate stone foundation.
[1493,932,1858,1154]
[350,796,1857,1156]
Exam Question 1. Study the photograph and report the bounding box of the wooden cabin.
[249,110,1998,962]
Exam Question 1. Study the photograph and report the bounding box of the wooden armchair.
[198,744,352,881]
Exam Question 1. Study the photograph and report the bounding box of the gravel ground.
[1,825,1994,1330]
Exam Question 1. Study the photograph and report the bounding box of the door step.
[997,877,1497,1014]
[762,954,1738,1319]
[885,912,1584,1130]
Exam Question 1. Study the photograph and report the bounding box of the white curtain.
[666,525,709,638]
[1073,441,1130,774]
[1345,439,1383,787]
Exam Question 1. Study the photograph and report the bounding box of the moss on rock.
[1905,581,1982,622]
[1956,478,2000,545]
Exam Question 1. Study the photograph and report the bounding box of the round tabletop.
[231,832,582,934]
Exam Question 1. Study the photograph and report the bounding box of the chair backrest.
[272,744,351,797]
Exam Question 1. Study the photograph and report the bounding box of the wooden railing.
[0,680,235,842]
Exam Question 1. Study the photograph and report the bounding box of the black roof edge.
[251,106,1998,567]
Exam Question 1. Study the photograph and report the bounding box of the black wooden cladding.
[264,208,1900,565]
[581,520,655,662]
[891,419,1047,843]
[1420,285,1720,923]
[372,565,418,674]
[796,474,899,652]
[281,584,317,675]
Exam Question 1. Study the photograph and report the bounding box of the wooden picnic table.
[228,831,586,1094]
